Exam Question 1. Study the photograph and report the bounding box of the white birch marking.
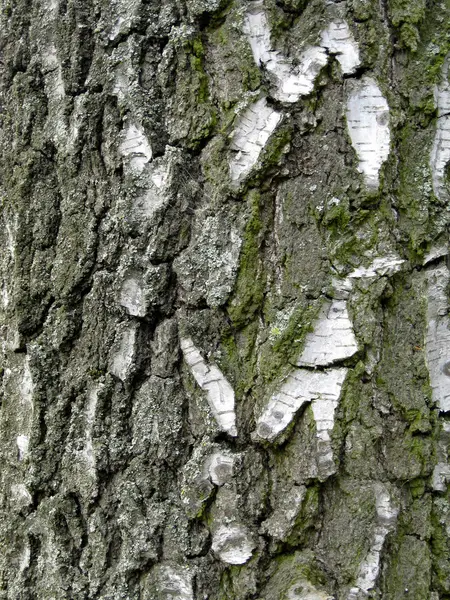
[255,368,347,443]
[346,77,391,189]
[297,300,358,367]
[321,21,361,75]
[180,338,237,436]
[425,264,450,412]
[119,123,153,175]
[243,2,328,103]
[229,97,282,182]
[430,54,450,201]
[348,484,398,599]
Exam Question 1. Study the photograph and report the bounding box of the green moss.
[322,207,383,271]
[382,533,432,599]
[264,1,296,40]
[409,477,426,498]
[261,302,318,382]
[216,571,235,600]
[376,275,435,423]
[388,0,426,50]
[219,320,259,398]
[321,201,351,233]
[338,362,367,424]
[227,190,266,328]
[286,486,320,547]
[431,498,450,594]
[260,124,292,172]
[171,35,218,149]
[188,37,210,104]
[207,4,262,107]
[262,550,331,600]
[88,368,105,379]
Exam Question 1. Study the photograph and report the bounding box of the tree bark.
[1,0,450,598]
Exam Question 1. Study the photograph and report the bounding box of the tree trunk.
[1,0,450,597]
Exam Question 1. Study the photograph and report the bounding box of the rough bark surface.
[1,0,450,598]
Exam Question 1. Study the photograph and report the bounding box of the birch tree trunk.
[1,0,450,598]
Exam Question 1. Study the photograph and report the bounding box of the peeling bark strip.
[180,338,237,436]
[229,97,282,182]
[256,297,357,477]
[348,484,399,599]
[255,367,348,443]
[119,122,153,174]
[347,255,405,279]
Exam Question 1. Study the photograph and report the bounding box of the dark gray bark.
[1,0,450,598]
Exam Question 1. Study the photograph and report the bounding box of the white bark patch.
[21,358,34,409]
[229,97,282,182]
[433,462,450,491]
[297,300,358,367]
[10,484,32,509]
[147,565,194,600]
[151,162,170,190]
[432,421,450,491]
[120,274,146,317]
[348,484,398,599]
[16,435,29,461]
[244,4,362,101]
[242,1,272,66]
[211,523,255,565]
[15,358,34,461]
[1,284,9,309]
[109,0,142,40]
[42,45,67,147]
[5,213,18,260]
[267,45,328,103]
[67,95,85,150]
[206,452,235,486]
[243,9,326,102]
[109,324,138,382]
[119,123,153,175]
[47,0,59,12]
[425,265,450,412]
[287,582,333,600]
[424,244,448,265]
[430,55,450,201]
[255,368,347,442]
[348,256,405,279]
[346,77,391,189]
[243,2,328,103]
[112,62,131,105]
[42,45,65,100]
[18,540,31,574]
[83,384,101,473]
[132,160,171,221]
[312,390,342,480]
[180,338,237,436]
[320,21,361,75]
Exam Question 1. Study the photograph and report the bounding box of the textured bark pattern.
[1,0,450,598]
